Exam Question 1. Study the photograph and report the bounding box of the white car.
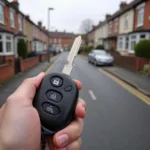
[88,50,114,66]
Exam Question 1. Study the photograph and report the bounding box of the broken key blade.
[62,36,82,75]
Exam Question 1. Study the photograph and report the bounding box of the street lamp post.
[48,7,54,62]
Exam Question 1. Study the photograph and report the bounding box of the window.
[130,35,137,51]
[18,15,23,31]
[109,22,112,34]
[125,37,129,49]
[6,35,12,53]
[140,34,146,40]
[118,37,123,49]
[0,4,4,24]
[10,9,15,28]
[124,14,129,30]
[114,18,118,33]
[137,4,144,27]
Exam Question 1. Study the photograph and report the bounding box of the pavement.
[1,52,150,150]
[0,54,60,106]
[103,66,150,97]
[48,52,150,150]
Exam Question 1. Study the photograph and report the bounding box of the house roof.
[49,31,76,39]
[107,0,144,22]
[92,0,145,31]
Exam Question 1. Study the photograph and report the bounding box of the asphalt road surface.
[49,52,150,150]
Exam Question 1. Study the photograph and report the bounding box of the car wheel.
[88,59,90,63]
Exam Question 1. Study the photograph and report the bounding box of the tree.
[17,39,28,59]
[80,19,93,34]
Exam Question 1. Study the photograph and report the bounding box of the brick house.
[49,31,76,51]
[0,0,25,58]
[87,27,96,46]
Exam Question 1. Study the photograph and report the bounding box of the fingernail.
[57,134,69,147]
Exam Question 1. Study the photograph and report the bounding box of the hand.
[0,73,86,150]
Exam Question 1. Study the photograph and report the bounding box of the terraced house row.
[0,0,49,58]
[88,0,150,55]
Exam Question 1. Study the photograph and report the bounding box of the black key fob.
[33,73,79,135]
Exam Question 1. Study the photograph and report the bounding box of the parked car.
[88,50,114,66]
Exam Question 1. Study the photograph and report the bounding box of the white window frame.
[114,18,118,33]
[137,3,145,27]
[0,2,5,24]
[18,14,23,31]
[124,14,129,30]
[10,8,15,28]
[0,33,13,56]
[109,22,112,34]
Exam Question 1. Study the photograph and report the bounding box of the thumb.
[9,72,45,107]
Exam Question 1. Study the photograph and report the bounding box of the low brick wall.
[20,56,39,72]
[39,54,48,62]
[136,58,149,71]
[0,55,15,83]
[111,53,137,71]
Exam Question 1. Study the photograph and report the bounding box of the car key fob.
[33,73,79,135]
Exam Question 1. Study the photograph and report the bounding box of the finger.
[73,80,82,90]
[54,138,82,150]
[53,118,84,148]
[66,138,82,150]
[75,98,86,118]
[7,72,45,106]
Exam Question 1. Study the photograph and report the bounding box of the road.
[49,52,150,150]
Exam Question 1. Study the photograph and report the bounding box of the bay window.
[0,34,13,55]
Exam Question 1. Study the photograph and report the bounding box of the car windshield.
[94,51,108,56]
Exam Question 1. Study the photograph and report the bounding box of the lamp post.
[48,7,54,62]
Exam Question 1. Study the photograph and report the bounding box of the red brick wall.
[111,52,137,71]
[0,55,15,83]
[0,4,19,33]
[134,1,150,30]
[20,56,39,72]
[136,57,149,71]
[39,54,48,62]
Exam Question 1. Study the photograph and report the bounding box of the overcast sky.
[11,0,132,33]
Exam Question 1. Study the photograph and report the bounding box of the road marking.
[89,90,97,100]
[45,64,54,74]
[100,69,150,106]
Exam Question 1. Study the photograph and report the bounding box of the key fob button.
[46,91,62,103]
[64,86,72,92]
[51,77,63,87]
[42,103,60,116]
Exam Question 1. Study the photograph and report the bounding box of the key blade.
[62,36,82,75]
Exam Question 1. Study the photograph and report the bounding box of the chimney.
[11,0,19,9]
[106,14,111,20]
[38,21,42,27]
[120,1,128,9]
[99,21,103,25]
[26,15,30,20]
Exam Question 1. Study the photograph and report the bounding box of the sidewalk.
[0,55,59,107]
[103,66,150,97]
